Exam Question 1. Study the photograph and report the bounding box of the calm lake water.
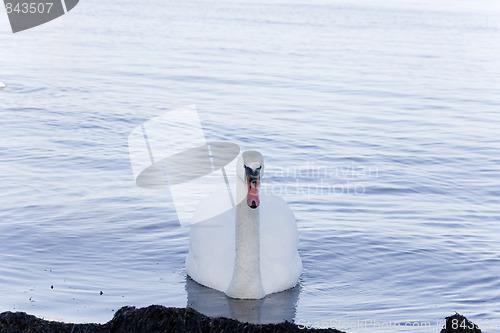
[1,0,500,331]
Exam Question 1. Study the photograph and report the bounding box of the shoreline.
[0,305,343,333]
[0,306,482,333]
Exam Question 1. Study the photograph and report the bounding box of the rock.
[0,311,101,333]
[440,313,481,333]
[1,305,345,333]
[105,306,346,332]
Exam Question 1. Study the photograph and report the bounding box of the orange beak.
[246,176,260,209]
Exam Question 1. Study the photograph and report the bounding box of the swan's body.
[186,151,302,299]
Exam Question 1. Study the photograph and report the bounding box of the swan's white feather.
[186,191,301,297]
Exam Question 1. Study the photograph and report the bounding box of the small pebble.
[100,291,103,295]
[51,285,53,289]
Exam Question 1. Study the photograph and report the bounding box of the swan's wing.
[186,192,235,293]
[259,194,302,294]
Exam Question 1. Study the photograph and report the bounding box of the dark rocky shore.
[0,305,343,333]
[0,306,481,333]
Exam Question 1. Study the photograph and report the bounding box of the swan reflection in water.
[185,276,301,324]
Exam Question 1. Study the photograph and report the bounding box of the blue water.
[1,0,500,331]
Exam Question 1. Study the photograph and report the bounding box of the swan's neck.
[225,178,265,299]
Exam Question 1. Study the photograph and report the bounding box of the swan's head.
[237,151,264,209]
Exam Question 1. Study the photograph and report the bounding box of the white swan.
[186,151,302,299]
[0,82,5,89]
